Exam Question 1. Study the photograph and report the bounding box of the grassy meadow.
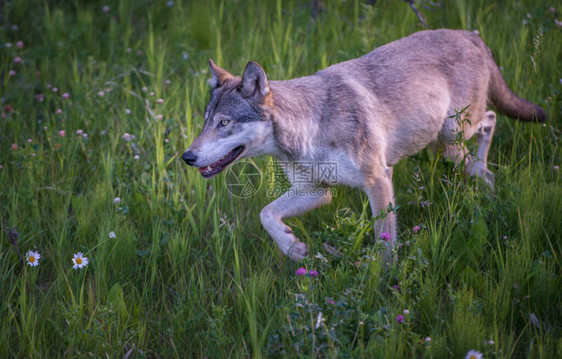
[1,0,561,357]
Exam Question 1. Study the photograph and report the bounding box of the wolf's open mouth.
[199,145,245,179]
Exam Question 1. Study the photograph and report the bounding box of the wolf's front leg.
[260,187,332,261]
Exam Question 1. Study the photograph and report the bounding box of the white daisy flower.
[109,231,116,239]
[26,250,41,267]
[72,252,89,270]
[465,350,484,359]
[113,197,121,204]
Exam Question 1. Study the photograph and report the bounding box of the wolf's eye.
[220,119,230,127]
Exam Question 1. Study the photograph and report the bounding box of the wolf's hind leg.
[260,186,332,261]
[465,111,496,189]
[364,168,396,262]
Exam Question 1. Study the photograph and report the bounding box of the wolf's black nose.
[182,151,197,166]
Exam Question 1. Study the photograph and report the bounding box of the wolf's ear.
[240,61,270,99]
[209,59,233,88]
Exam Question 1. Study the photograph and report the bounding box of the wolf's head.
[183,60,277,179]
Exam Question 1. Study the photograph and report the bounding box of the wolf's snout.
[182,151,197,166]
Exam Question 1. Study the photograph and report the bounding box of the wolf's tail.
[488,61,547,122]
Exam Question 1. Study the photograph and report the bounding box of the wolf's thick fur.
[183,29,546,262]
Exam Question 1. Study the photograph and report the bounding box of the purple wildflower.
[295,267,307,276]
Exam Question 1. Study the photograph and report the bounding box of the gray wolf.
[182,29,547,262]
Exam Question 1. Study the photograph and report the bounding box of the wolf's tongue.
[199,165,214,174]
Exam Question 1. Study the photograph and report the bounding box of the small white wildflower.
[465,350,483,359]
[113,197,121,204]
[98,90,105,97]
[122,133,132,142]
[403,309,410,315]
[109,231,116,239]
[425,337,431,343]
[76,129,83,135]
[72,252,89,270]
[134,155,140,160]
[26,250,41,267]
[125,108,131,115]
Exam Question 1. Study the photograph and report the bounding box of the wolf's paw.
[484,169,495,191]
[288,242,307,262]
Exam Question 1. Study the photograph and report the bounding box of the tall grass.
[1,0,560,357]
